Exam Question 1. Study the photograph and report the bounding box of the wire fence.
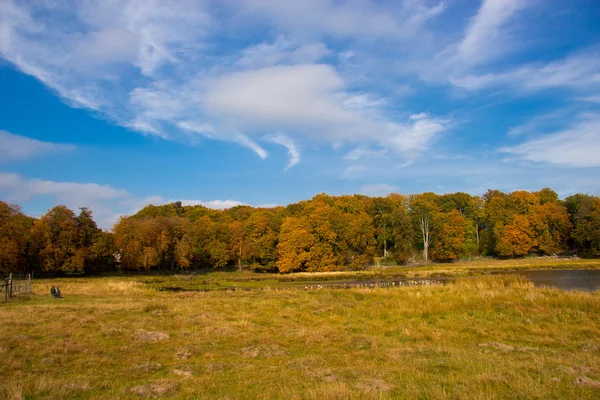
[1,273,32,302]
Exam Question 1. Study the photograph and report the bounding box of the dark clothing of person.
[50,287,61,299]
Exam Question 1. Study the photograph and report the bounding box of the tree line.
[1,189,599,275]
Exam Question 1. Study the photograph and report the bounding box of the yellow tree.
[0,202,33,273]
[495,215,535,257]
[430,210,468,261]
[276,217,314,273]
[342,211,376,269]
[31,205,80,272]
[530,202,571,255]
[244,211,280,271]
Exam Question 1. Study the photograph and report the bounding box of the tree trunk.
[420,216,429,261]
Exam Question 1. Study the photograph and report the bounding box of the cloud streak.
[501,115,600,168]
[0,0,452,169]
[0,131,75,162]
[0,172,278,229]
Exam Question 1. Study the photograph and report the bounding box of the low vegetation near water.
[1,270,600,399]
[120,257,600,292]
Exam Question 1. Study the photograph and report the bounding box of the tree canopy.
[1,188,598,274]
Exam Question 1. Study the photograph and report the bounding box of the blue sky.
[1,0,600,228]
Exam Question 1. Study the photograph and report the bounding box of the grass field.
[1,265,600,399]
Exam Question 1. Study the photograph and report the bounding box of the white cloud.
[202,65,449,163]
[0,131,75,162]
[450,50,600,93]
[0,0,452,168]
[501,116,600,167]
[0,172,129,228]
[236,37,330,69]
[203,64,352,129]
[360,184,399,197]
[343,147,388,162]
[268,135,300,170]
[386,114,450,160]
[457,0,529,67]
[579,95,600,104]
[507,108,575,137]
[0,172,265,228]
[237,0,444,40]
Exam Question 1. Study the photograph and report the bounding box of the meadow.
[1,259,600,399]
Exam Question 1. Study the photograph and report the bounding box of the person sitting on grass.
[56,287,63,298]
[50,286,61,299]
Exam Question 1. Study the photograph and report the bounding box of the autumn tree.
[0,202,33,274]
[495,215,535,257]
[244,211,281,271]
[430,210,468,261]
[482,190,509,255]
[368,195,413,263]
[565,194,600,256]
[31,206,81,272]
[276,217,314,273]
[409,193,439,261]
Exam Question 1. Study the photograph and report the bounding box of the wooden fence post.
[8,273,13,298]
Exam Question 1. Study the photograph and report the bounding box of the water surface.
[517,269,600,291]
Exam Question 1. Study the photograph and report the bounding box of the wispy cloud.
[0,172,128,228]
[268,135,300,170]
[1,0,599,180]
[236,0,444,40]
[451,50,600,93]
[501,115,600,167]
[457,0,529,67]
[360,184,399,197]
[0,131,75,162]
[0,171,265,228]
[0,0,450,169]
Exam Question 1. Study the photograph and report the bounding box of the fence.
[1,273,32,302]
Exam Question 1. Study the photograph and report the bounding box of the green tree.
[565,194,600,256]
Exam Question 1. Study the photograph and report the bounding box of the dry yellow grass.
[1,274,599,399]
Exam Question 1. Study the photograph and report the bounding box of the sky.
[1,0,600,229]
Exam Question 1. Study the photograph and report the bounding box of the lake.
[517,269,600,292]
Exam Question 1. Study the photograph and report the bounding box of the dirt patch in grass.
[65,382,91,391]
[574,376,600,388]
[130,381,179,397]
[205,361,228,373]
[518,346,540,352]
[479,342,515,351]
[311,368,339,382]
[175,347,193,360]
[134,362,163,372]
[136,330,170,342]
[241,344,289,358]
[172,367,193,377]
[355,377,394,393]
